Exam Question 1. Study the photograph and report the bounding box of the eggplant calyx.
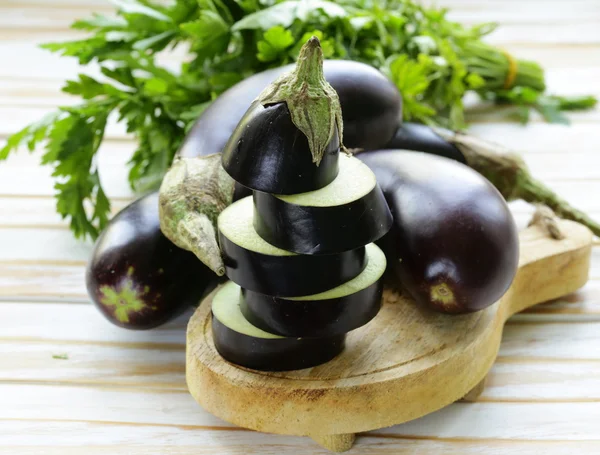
[159,155,234,276]
[258,36,344,165]
[99,276,150,324]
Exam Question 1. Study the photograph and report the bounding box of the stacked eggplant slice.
[210,37,393,371]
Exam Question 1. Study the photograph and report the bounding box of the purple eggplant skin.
[384,123,466,164]
[358,150,519,314]
[178,60,402,158]
[86,193,221,329]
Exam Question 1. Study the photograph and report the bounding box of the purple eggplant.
[358,150,519,314]
[86,192,220,329]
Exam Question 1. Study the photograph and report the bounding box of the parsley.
[1,0,596,239]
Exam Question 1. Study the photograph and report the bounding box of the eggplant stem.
[516,173,600,237]
[258,36,344,165]
[435,128,600,237]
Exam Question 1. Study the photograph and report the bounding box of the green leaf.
[232,1,299,30]
[143,77,169,95]
[257,26,294,62]
[133,30,177,50]
[62,74,124,99]
[233,0,346,31]
[181,11,230,58]
[72,13,128,30]
[109,0,172,22]
[0,111,63,159]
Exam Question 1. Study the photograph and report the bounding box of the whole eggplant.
[179,60,401,158]
[358,150,519,314]
[385,123,466,164]
[86,192,220,329]
[87,60,402,329]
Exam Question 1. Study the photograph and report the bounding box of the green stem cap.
[258,36,345,165]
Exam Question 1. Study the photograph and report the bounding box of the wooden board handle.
[502,220,592,320]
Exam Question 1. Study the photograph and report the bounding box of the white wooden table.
[1,0,599,453]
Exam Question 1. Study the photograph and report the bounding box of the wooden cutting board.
[187,220,592,452]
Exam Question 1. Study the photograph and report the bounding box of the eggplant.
[384,123,467,164]
[86,193,219,329]
[358,151,519,314]
[240,243,385,337]
[212,281,346,371]
[180,60,401,159]
[221,38,345,194]
[218,196,367,296]
[222,101,341,194]
[253,155,392,255]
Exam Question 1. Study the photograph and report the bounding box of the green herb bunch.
[2,0,596,239]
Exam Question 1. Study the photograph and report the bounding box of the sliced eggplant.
[221,38,344,195]
[222,100,340,194]
[253,154,392,255]
[218,196,367,296]
[240,243,386,337]
[211,281,345,371]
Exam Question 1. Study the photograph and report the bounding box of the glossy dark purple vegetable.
[358,150,519,314]
[385,123,466,164]
[252,156,392,255]
[218,197,367,297]
[212,282,345,371]
[86,193,219,329]
[239,243,386,337]
[179,60,401,159]
[222,101,341,194]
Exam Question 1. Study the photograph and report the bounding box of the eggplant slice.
[221,100,340,195]
[253,155,392,255]
[212,281,346,371]
[240,243,386,337]
[218,196,367,297]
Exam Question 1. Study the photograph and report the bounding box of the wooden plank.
[5,340,600,401]
[467,123,600,154]
[0,263,87,301]
[483,360,600,401]
[499,320,600,360]
[4,382,600,440]
[0,383,225,427]
[0,341,186,390]
[0,302,187,345]
[1,426,600,455]
[371,402,600,440]
[0,197,128,227]
[0,140,135,198]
